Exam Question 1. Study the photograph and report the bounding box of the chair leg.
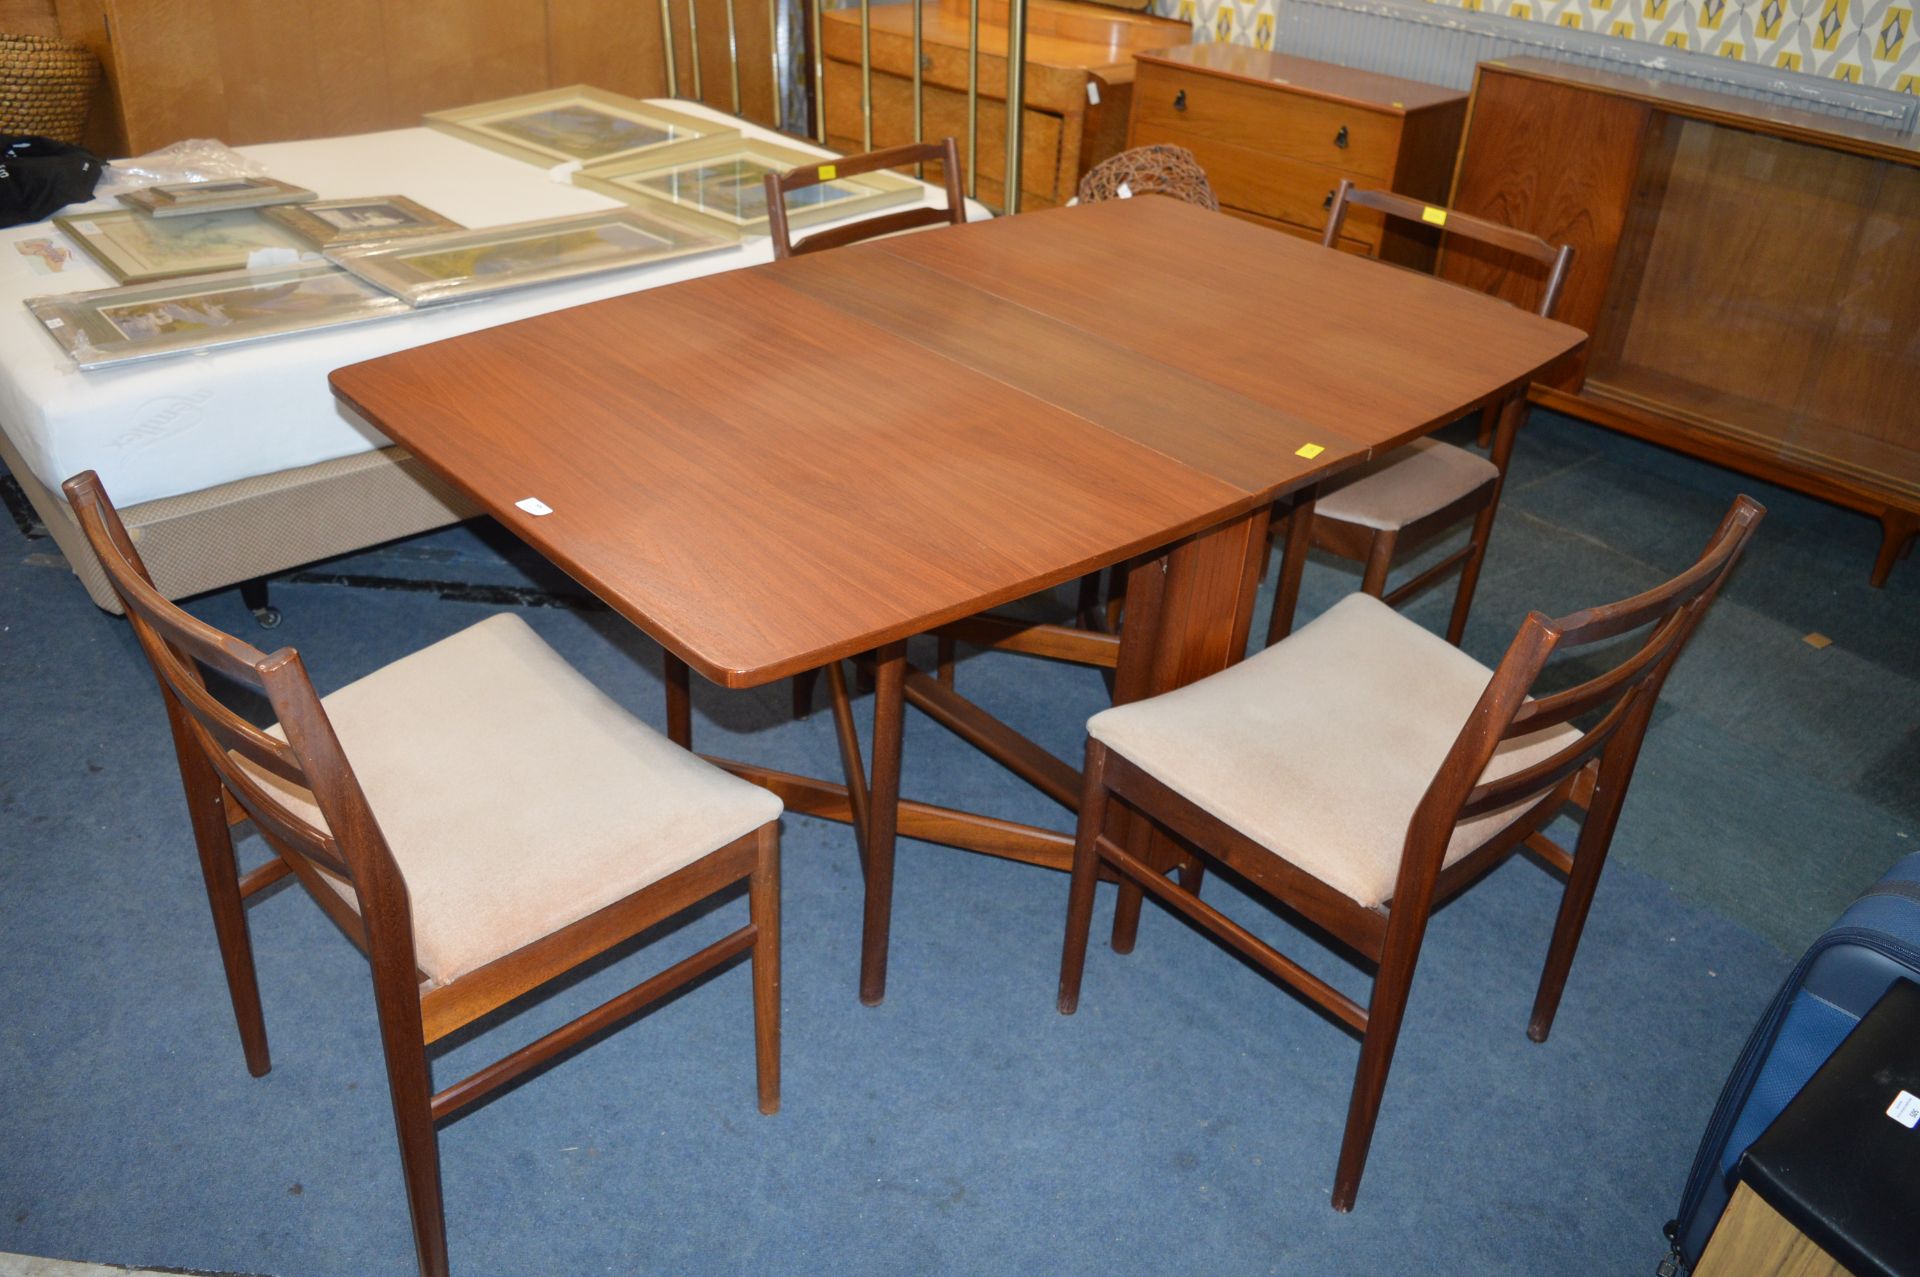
[1358,529,1397,598]
[749,823,782,1115]
[1057,741,1113,1014]
[1331,921,1428,1212]
[857,641,908,1006]
[371,988,448,1277]
[1108,812,1154,954]
[1529,753,1635,1042]
[663,651,692,748]
[1446,495,1499,646]
[1177,857,1206,896]
[791,666,820,720]
[1475,399,1498,450]
[169,708,271,1076]
[1265,490,1316,648]
[1074,571,1101,631]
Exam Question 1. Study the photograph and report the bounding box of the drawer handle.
[1173,89,1187,112]
[921,53,934,72]
[1334,125,1349,149]
[1323,188,1335,210]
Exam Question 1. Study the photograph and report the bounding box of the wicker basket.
[0,32,100,145]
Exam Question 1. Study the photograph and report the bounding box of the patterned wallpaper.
[1155,0,1920,92]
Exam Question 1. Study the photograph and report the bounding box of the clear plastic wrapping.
[94,140,270,197]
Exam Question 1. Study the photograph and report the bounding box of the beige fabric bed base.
[0,431,478,614]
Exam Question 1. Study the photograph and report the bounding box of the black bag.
[1,135,103,228]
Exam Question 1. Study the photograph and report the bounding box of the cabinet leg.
[1871,512,1918,589]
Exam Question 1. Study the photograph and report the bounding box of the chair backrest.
[764,137,967,260]
[1323,179,1574,319]
[1075,144,1220,211]
[1398,495,1765,899]
[60,470,414,962]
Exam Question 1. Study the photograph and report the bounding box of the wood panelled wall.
[41,0,779,157]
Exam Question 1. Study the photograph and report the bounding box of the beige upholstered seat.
[1087,593,1578,907]
[241,613,782,985]
[1315,439,1498,533]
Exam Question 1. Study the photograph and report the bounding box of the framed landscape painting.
[326,206,737,306]
[117,176,317,218]
[424,86,731,169]
[575,135,922,235]
[264,196,463,249]
[53,208,317,284]
[26,263,410,370]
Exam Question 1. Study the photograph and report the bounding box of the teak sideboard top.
[1443,56,1920,585]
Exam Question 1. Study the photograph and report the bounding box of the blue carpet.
[0,411,1912,1275]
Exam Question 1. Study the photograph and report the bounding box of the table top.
[331,196,1583,689]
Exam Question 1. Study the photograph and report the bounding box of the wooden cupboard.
[1444,57,1920,584]
[1126,45,1466,266]
[820,0,1185,210]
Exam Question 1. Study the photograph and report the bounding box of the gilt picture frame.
[26,263,411,370]
[117,176,318,218]
[574,135,923,236]
[53,208,317,284]
[325,206,737,307]
[424,86,732,169]
[263,196,465,249]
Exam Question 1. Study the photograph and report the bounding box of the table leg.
[858,640,908,1006]
[1108,505,1270,882]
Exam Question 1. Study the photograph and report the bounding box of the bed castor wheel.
[240,578,281,630]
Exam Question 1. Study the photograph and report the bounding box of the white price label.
[515,497,554,517]
[1888,1090,1920,1129]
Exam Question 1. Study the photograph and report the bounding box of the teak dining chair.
[63,471,783,1277]
[1265,179,1576,649]
[765,137,967,260]
[1061,495,1763,1211]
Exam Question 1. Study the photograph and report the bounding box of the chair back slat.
[1394,496,1765,901]
[1323,179,1575,319]
[766,137,967,260]
[61,471,399,907]
[1457,694,1633,820]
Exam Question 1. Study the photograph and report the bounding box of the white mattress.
[0,103,980,508]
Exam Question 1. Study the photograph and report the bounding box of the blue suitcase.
[1665,852,1920,1271]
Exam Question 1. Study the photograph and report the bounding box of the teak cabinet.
[1127,45,1467,267]
[1444,57,1920,584]
[820,0,1186,210]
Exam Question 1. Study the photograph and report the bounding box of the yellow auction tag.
[1295,442,1325,459]
[819,164,837,181]
[1422,205,1448,227]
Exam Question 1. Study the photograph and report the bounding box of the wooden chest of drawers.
[1128,45,1467,267]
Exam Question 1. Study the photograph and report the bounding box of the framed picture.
[25,263,411,370]
[424,86,732,169]
[53,208,317,284]
[326,206,738,307]
[575,135,923,235]
[117,176,318,218]
[263,196,464,249]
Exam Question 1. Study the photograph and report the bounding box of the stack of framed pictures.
[573,135,922,237]
[25,85,935,371]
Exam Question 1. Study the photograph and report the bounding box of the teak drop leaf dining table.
[330,195,1584,1004]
